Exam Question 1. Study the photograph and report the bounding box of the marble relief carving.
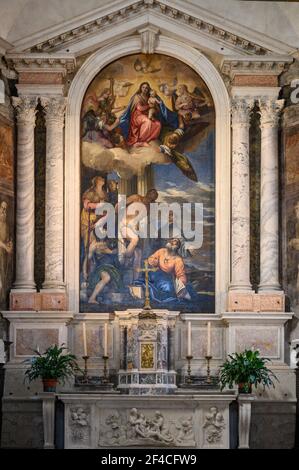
[70,407,90,444]
[203,406,225,444]
[99,408,195,447]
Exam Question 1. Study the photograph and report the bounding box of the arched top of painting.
[81,53,215,182]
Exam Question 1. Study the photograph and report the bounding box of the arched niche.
[65,35,230,314]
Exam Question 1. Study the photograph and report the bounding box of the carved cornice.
[221,58,291,78]
[21,0,271,55]
[6,54,76,75]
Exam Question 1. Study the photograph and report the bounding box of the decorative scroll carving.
[138,26,159,54]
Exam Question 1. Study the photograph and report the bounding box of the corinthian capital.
[258,98,284,128]
[231,97,255,128]
[41,96,67,127]
[12,96,38,126]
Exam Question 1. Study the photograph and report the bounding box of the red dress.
[127,98,161,147]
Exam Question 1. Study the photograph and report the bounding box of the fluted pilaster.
[12,96,37,291]
[41,96,66,290]
[230,97,254,291]
[258,98,284,291]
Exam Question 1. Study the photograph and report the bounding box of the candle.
[104,323,108,356]
[187,321,192,356]
[82,322,87,356]
[207,321,211,356]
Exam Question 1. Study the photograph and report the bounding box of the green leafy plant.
[219,349,278,393]
[24,344,81,384]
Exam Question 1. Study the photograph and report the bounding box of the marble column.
[12,96,37,291]
[230,98,254,291]
[41,97,66,290]
[258,98,284,291]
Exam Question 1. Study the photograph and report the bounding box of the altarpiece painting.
[80,54,215,313]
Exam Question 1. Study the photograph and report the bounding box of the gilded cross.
[137,259,158,310]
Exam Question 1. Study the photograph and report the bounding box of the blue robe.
[118,95,179,140]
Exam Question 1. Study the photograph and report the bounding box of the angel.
[147,89,160,121]
[82,81,126,148]
[134,58,161,74]
[157,78,178,97]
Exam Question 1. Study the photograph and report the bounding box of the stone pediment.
[8,0,292,61]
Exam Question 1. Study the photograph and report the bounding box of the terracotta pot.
[238,382,252,394]
[42,379,58,392]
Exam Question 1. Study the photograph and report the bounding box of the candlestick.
[205,355,212,384]
[207,321,211,356]
[187,321,192,356]
[82,322,87,357]
[102,355,109,384]
[104,323,108,357]
[82,355,89,382]
[186,354,193,384]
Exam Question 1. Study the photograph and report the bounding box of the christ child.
[148,89,160,121]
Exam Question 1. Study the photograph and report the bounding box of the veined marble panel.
[235,326,280,358]
[180,326,224,359]
[15,328,59,356]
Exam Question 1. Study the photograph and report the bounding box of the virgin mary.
[118,82,178,147]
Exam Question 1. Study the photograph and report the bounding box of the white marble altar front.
[59,392,236,449]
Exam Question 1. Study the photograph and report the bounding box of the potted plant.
[24,344,81,392]
[219,349,278,394]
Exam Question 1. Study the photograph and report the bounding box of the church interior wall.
[0,0,298,450]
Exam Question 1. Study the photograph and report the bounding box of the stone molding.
[6,54,76,74]
[222,59,291,79]
[15,1,273,55]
